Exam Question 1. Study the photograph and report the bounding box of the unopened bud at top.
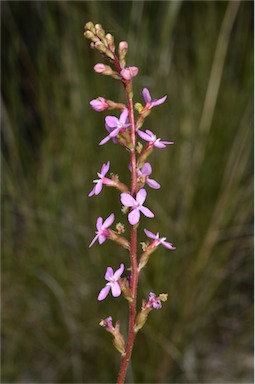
[84,21,95,33]
[106,33,115,52]
[118,41,128,57]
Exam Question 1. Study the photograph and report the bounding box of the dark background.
[1,1,254,383]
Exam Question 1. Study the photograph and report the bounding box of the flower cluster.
[84,21,176,378]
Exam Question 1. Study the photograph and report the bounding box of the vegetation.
[1,1,253,383]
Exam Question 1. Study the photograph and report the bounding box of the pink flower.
[98,264,124,301]
[120,66,139,81]
[120,189,154,225]
[137,129,174,148]
[138,163,160,189]
[144,229,176,250]
[149,292,162,309]
[142,88,167,109]
[89,213,115,247]
[100,109,130,145]
[100,316,115,331]
[90,97,109,112]
[89,161,113,197]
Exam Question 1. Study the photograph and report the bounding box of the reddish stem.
[117,81,139,384]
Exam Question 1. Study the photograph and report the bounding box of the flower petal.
[145,129,154,136]
[105,267,114,281]
[120,108,129,123]
[94,181,103,195]
[103,213,115,229]
[121,193,136,207]
[99,135,111,145]
[137,130,153,142]
[162,240,176,250]
[128,208,140,225]
[140,206,154,218]
[113,263,124,280]
[146,178,161,189]
[88,186,96,197]
[142,88,151,103]
[136,188,147,205]
[98,285,111,301]
[101,161,110,176]
[144,229,157,240]
[152,95,167,106]
[96,217,103,231]
[111,282,121,297]
[98,234,107,244]
[105,116,118,128]
[89,234,99,248]
[109,127,120,138]
[153,141,167,148]
[154,140,174,148]
[141,162,152,176]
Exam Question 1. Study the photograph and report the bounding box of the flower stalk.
[84,21,175,384]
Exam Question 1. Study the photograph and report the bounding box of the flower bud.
[106,33,115,52]
[95,23,104,34]
[93,64,120,79]
[135,102,143,113]
[118,41,128,63]
[84,21,95,33]
[119,41,128,55]
[94,63,107,73]
[84,30,94,39]
[94,41,107,53]
[120,66,139,81]
[116,222,125,234]
[90,97,109,112]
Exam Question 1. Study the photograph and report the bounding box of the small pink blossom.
[99,109,130,145]
[144,229,176,250]
[148,292,162,309]
[137,129,174,148]
[98,264,124,301]
[90,97,109,112]
[89,161,113,197]
[142,88,167,110]
[120,189,154,225]
[100,316,114,331]
[89,213,115,247]
[120,66,139,81]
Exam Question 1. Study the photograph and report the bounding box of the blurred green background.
[1,1,253,383]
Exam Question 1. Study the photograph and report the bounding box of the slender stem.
[117,81,139,384]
